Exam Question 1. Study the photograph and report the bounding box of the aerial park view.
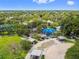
[0,0,79,59]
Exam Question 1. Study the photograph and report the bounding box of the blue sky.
[0,0,79,10]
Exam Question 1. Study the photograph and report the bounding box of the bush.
[32,33,41,41]
[20,40,32,51]
[65,40,79,59]
[41,55,45,59]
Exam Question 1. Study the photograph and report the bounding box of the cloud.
[67,0,74,6]
[33,0,55,4]
[49,0,55,2]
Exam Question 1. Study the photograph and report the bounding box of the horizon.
[0,9,79,12]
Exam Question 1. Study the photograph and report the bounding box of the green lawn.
[0,35,21,47]
[0,35,29,59]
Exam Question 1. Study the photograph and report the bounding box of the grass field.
[0,35,27,59]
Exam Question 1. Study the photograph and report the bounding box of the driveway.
[25,38,74,59]
[45,41,74,59]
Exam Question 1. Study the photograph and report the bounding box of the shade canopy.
[42,28,56,36]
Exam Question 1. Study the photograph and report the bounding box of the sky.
[0,0,79,10]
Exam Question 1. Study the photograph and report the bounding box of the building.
[30,50,44,59]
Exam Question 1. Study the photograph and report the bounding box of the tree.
[61,14,79,38]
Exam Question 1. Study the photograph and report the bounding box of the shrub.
[32,33,41,41]
[20,40,32,51]
[65,40,79,59]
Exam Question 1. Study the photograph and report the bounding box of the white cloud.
[49,0,55,2]
[67,0,74,6]
[33,0,55,4]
